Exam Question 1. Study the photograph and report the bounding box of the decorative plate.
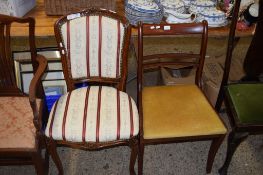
[192,0,215,7]
[160,0,185,9]
[126,0,160,12]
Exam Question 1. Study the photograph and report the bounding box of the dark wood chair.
[216,0,263,174]
[0,14,48,174]
[44,8,139,175]
[137,21,227,174]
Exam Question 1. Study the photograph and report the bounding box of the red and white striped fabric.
[60,15,124,79]
[45,86,139,142]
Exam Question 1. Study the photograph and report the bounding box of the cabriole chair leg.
[47,139,64,175]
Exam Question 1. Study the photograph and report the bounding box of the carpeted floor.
[1,37,263,175]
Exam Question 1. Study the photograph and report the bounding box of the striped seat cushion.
[45,86,139,142]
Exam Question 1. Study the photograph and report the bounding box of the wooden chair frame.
[0,14,48,175]
[137,21,227,174]
[47,8,138,175]
[218,83,263,175]
[216,0,263,174]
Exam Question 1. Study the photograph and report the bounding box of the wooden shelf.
[11,0,255,37]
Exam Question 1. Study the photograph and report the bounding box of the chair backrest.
[137,21,208,90]
[54,8,131,91]
[215,0,263,111]
[0,14,38,96]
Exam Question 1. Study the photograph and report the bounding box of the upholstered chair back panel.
[60,15,125,79]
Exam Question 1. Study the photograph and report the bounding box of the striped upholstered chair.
[45,8,139,174]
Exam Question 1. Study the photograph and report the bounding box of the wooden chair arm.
[29,54,48,103]
[28,54,47,131]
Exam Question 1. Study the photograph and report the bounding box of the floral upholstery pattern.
[0,97,41,149]
[45,86,139,142]
[61,15,125,79]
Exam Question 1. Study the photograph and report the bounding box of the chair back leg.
[44,148,49,175]
[138,141,144,175]
[206,135,225,173]
[218,131,249,175]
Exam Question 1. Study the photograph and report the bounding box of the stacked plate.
[125,0,163,26]
[189,0,216,13]
[159,0,186,17]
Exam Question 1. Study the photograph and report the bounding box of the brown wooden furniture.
[216,0,263,174]
[137,21,227,174]
[44,8,139,175]
[11,0,255,37]
[241,1,263,81]
[0,14,48,174]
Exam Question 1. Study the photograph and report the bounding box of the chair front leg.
[32,149,45,175]
[218,131,249,175]
[206,134,226,173]
[129,138,138,175]
[47,139,64,175]
[138,141,144,175]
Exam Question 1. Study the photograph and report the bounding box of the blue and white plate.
[125,0,164,25]
[126,0,161,12]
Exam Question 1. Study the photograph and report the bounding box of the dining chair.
[137,21,227,174]
[44,8,139,175]
[216,0,263,174]
[0,14,48,174]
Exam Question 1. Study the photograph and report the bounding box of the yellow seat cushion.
[142,85,227,139]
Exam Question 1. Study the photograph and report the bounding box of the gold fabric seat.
[143,85,227,139]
